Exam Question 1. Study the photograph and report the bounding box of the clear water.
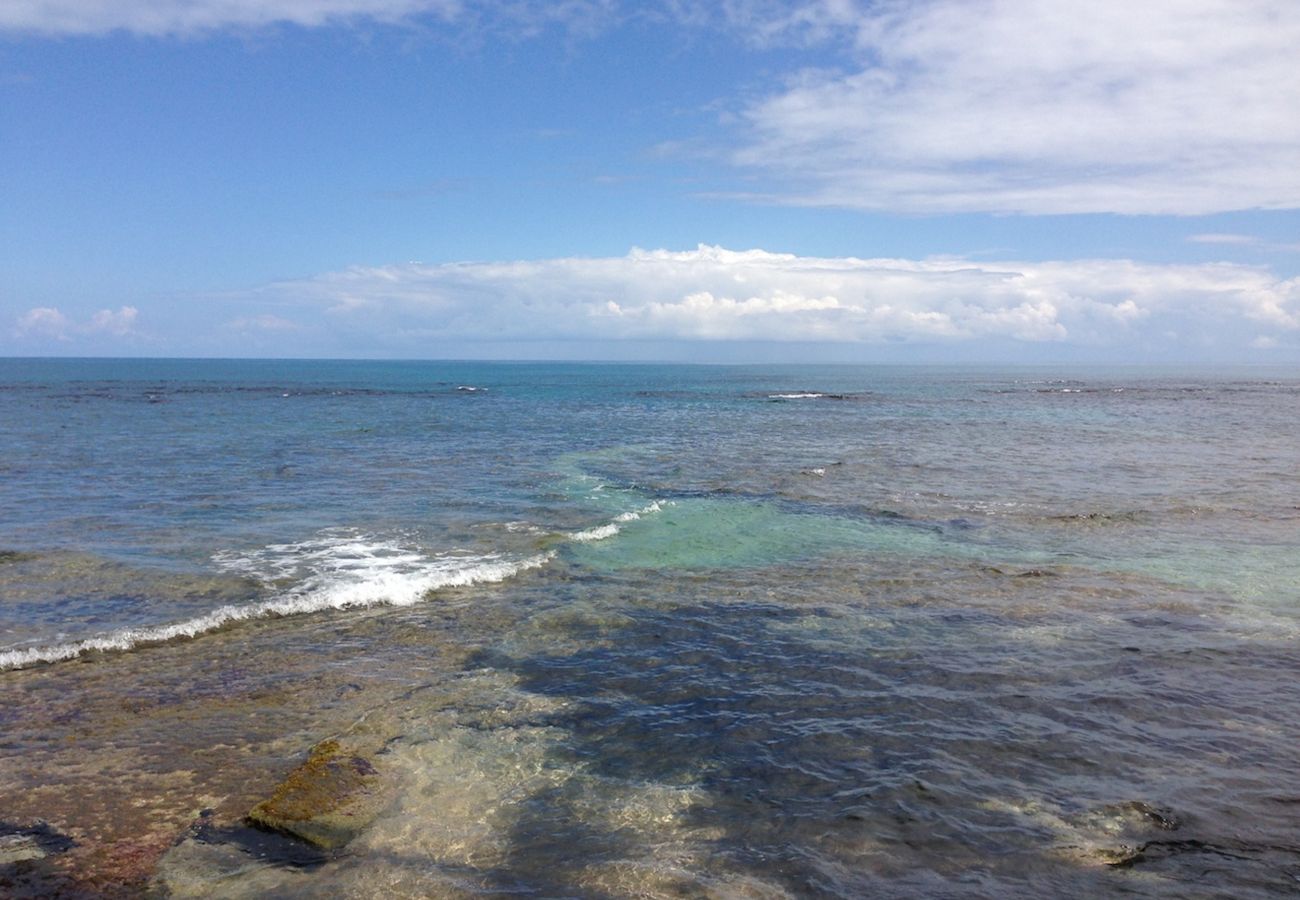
[1,360,1298,896]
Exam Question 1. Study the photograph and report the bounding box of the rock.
[0,821,74,865]
[246,738,390,850]
[152,815,328,897]
[1065,800,1181,866]
[0,834,45,865]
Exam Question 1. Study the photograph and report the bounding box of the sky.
[2,0,1298,362]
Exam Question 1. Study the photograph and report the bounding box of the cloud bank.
[244,246,1298,355]
[733,0,1300,215]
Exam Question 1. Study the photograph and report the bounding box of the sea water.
[1,359,1298,896]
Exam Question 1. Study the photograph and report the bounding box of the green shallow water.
[566,496,951,571]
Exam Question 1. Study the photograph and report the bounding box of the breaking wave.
[0,531,550,671]
[569,501,666,543]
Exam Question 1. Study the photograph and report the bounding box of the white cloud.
[0,0,637,37]
[0,0,459,36]
[670,0,865,48]
[227,313,300,332]
[1187,233,1261,246]
[731,0,1300,215]
[13,305,139,340]
[8,1,1298,218]
[250,245,1300,351]
[89,305,138,335]
[0,0,848,39]
[15,306,71,339]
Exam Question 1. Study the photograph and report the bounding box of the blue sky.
[3,1,1298,361]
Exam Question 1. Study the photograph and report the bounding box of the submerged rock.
[1060,800,1181,866]
[246,738,390,850]
[982,797,1183,867]
[0,821,74,865]
[153,815,329,897]
[0,834,46,865]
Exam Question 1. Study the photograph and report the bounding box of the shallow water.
[1,360,1298,896]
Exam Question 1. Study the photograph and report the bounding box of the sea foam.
[0,531,550,670]
[569,501,665,543]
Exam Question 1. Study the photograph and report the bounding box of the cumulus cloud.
[15,306,71,340]
[732,0,1300,215]
[250,245,1300,351]
[14,305,139,340]
[89,305,139,335]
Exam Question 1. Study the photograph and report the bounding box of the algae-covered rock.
[246,739,389,850]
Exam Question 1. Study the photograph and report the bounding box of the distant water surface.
[1,359,1298,896]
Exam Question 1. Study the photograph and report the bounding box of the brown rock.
[246,738,389,850]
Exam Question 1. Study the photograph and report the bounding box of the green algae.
[246,738,388,850]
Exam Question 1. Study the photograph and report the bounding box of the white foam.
[570,523,622,542]
[569,500,666,543]
[768,392,825,399]
[0,531,551,671]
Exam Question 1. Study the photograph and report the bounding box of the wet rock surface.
[246,737,390,850]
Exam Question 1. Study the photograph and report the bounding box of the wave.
[0,531,550,671]
[569,501,666,543]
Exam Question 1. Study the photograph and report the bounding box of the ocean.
[1,359,1298,897]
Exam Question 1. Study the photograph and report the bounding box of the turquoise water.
[1,360,1298,896]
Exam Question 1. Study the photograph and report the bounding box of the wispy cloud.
[1187,233,1262,245]
[245,246,1299,352]
[731,0,1300,216]
[0,0,638,38]
[0,0,617,38]
[226,313,300,332]
[667,0,865,48]
[0,0,456,36]
[1186,233,1300,253]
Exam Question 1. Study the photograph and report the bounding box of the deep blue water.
[1,359,1298,896]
